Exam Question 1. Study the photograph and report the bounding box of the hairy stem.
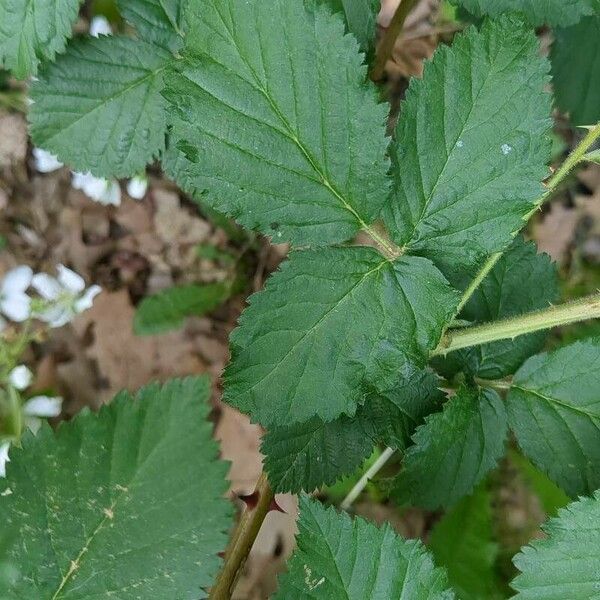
[341,447,395,510]
[474,376,512,392]
[432,292,600,356]
[208,474,274,600]
[455,123,600,313]
[371,0,420,81]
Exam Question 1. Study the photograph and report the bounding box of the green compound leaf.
[551,15,600,126]
[0,377,231,599]
[512,490,600,599]
[392,386,508,509]
[359,368,446,450]
[434,237,559,379]
[262,416,373,493]
[0,0,81,78]
[316,0,380,56]
[430,487,502,600]
[450,0,596,26]
[134,282,230,336]
[275,495,455,599]
[383,17,551,275]
[507,338,600,497]
[117,0,185,51]
[165,0,390,247]
[29,36,172,178]
[224,247,459,427]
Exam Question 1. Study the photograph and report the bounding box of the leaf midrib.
[41,61,169,147]
[49,399,177,598]
[238,259,388,406]
[206,1,374,234]
[514,385,600,421]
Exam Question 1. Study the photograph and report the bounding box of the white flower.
[0,442,9,478]
[32,265,101,327]
[32,148,63,173]
[23,395,62,433]
[8,365,33,391]
[126,175,148,200]
[0,266,32,327]
[90,15,112,37]
[72,172,121,206]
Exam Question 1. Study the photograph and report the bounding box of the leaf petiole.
[433,292,600,356]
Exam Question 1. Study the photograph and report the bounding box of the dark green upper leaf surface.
[316,0,380,56]
[551,15,600,126]
[0,377,231,599]
[0,0,81,78]
[429,487,502,600]
[450,0,596,26]
[359,368,446,449]
[383,17,551,274]
[392,386,508,509]
[262,367,444,493]
[224,247,459,426]
[165,0,390,247]
[29,36,171,178]
[434,237,559,379]
[262,415,373,493]
[134,282,229,335]
[507,338,600,497]
[118,0,184,51]
[512,490,600,599]
[275,495,455,599]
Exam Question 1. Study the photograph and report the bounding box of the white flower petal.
[37,305,73,328]
[57,264,85,294]
[9,365,33,390]
[23,395,62,418]
[0,442,10,478]
[101,180,121,206]
[71,171,94,191]
[90,15,112,37]
[0,293,31,322]
[32,148,63,173]
[1,265,33,294]
[73,285,102,313]
[126,176,148,200]
[72,172,106,201]
[25,416,42,434]
[31,273,62,301]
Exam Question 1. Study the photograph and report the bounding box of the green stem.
[455,122,600,313]
[455,252,502,315]
[474,376,512,392]
[371,0,420,81]
[341,447,395,510]
[0,386,23,440]
[208,473,274,600]
[432,292,600,356]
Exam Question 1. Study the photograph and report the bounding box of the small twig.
[341,447,395,510]
[371,0,421,81]
[208,473,274,600]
